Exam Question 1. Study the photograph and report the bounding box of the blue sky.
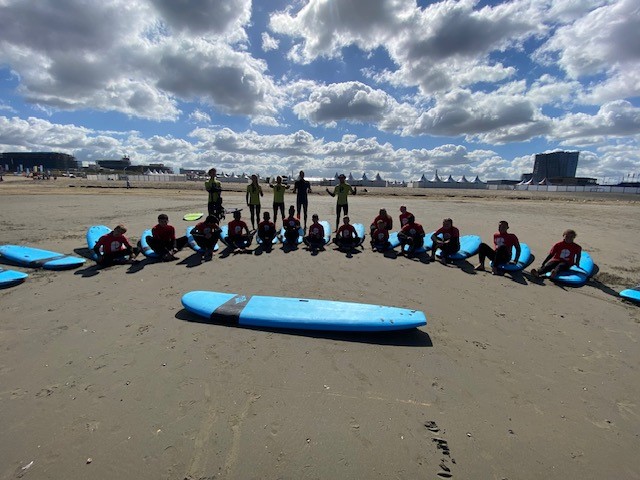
[0,0,639,181]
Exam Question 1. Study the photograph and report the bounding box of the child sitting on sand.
[93,225,139,266]
[531,229,582,279]
[146,214,188,261]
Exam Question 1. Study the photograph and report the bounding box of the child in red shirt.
[192,215,221,260]
[226,210,252,252]
[282,205,302,246]
[303,214,326,252]
[146,214,188,261]
[475,220,521,274]
[93,224,138,265]
[532,229,581,279]
[370,219,391,252]
[430,218,460,264]
[333,216,360,252]
[257,211,277,249]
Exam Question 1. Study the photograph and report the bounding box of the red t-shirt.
[549,241,581,265]
[258,220,275,236]
[372,214,393,230]
[434,225,459,240]
[152,223,175,242]
[308,222,325,239]
[194,221,218,237]
[372,227,389,243]
[95,232,132,254]
[401,222,425,237]
[227,219,248,238]
[399,211,413,226]
[337,224,357,239]
[493,232,519,250]
[284,216,301,230]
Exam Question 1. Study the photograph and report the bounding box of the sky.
[0,0,639,182]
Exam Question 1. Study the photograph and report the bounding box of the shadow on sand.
[175,308,433,347]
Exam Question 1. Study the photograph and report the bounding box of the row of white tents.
[408,172,485,189]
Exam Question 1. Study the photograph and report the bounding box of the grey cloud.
[293,82,397,126]
[157,45,278,117]
[149,0,250,35]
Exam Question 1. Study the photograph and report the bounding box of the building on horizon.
[1,152,79,172]
[531,151,579,182]
[96,156,131,170]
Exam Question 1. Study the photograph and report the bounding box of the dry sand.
[0,177,639,480]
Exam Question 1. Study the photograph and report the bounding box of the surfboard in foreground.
[0,245,85,270]
[182,291,426,332]
[0,268,28,287]
[619,287,640,304]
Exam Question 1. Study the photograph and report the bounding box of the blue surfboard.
[396,230,435,254]
[186,226,220,252]
[620,287,640,303]
[86,225,111,260]
[435,235,481,260]
[544,251,594,286]
[182,291,427,332]
[139,229,159,258]
[353,223,366,246]
[0,268,28,287]
[493,243,533,272]
[0,245,85,270]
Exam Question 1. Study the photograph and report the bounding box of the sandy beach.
[0,177,639,480]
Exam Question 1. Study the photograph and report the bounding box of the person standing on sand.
[269,175,289,226]
[246,174,263,230]
[293,170,312,230]
[326,174,356,231]
[430,218,460,264]
[475,220,520,274]
[531,229,581,279]
[205,168,223,218]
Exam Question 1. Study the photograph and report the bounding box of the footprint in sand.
[424,420,440,433]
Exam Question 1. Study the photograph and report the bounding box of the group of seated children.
[93,207,582,280]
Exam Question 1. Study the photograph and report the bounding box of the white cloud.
[537,0,640,84]
[551,100,640,145]
[261,32,280,52]
[188,109,211,124]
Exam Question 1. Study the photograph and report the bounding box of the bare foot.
[474,264,485,271]
[531,269,539,278]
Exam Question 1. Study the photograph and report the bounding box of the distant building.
[1,152,78,171]
[96,156,131,170]
[531,151,579,182]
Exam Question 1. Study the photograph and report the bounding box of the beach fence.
[511,184,640,194]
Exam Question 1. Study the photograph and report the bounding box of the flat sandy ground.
[0,177,639,480]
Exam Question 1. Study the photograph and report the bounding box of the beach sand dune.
[0,181,638,479]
